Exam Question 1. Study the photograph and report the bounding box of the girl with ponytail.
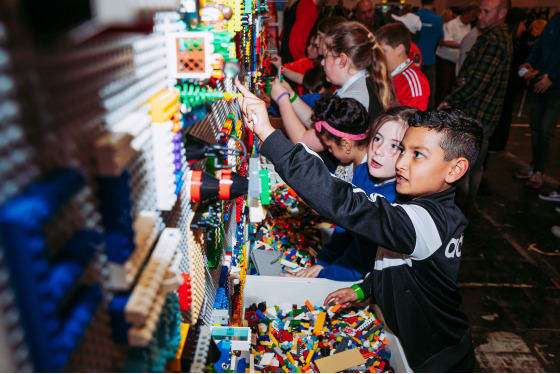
[271,21,398,153]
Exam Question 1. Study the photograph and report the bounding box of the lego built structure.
[0,0,408,372]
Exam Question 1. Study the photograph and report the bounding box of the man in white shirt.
[435,4,480,106]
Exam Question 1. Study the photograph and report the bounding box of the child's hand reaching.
[270,77,294,102]
[292,264,324,278]
[270,53,282,68]
[323,287,359,309]
[235,78,275,142]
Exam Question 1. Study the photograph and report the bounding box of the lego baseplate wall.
[0,5,246,372]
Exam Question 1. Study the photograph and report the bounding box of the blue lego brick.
[109,293,132,345]
[181,104,208,128]
[57,230,102,265]
[52,285,102,367]
[237,357,246,373]
[214,340,232,373]
[96,171,135,263]
[214,287,228,309]
[0,168,102,372]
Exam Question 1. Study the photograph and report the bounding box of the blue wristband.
[276,91,289,105]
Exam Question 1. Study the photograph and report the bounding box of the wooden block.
[314,348,366,373]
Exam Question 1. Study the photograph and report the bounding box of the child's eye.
[391,144,399,150]
[374,136,381,143]
[399,147,405,155]
[414,151,424,158]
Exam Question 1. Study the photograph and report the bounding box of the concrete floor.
[459,102,560,372]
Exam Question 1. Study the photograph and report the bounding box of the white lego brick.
[212,309,229,325]
[127,289,167,347]
[152,120,178,211]
[124,228,180,325]
[108,211,159,290]
[111,110,152,151]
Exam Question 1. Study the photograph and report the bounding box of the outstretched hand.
[234,78,275,142]
[280,264,324,278]
[323,287,359,309]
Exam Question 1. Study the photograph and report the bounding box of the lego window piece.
[166,32,215,79]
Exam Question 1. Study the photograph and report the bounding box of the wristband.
[276,91,289,105]
[351,284,365,301]
[290,91,298,103]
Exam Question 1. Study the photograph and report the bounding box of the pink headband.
[314,121,369,141]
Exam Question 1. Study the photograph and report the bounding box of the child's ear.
[341,138,352,152]
[446,157,469,184]
[339,53,348,68]
[397,44,406,56]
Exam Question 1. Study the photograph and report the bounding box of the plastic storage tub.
[243,275,412,373]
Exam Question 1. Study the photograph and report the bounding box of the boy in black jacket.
[235,79,483,372]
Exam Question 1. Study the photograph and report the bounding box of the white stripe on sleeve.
[397,204,442,260]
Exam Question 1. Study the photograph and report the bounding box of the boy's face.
[395,127,456,199]
[379,42,405,73]
[367,120,407,182]
[307,37,319,60]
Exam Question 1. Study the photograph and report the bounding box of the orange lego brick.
[305,300,315,312]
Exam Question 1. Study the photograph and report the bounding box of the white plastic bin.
[242,275,413,373]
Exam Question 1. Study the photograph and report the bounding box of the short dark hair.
[421,0,434,5]
[374,23,412,55]
[462,3,480,14]
[408,109,483,169]
[302,67,332,95]
[311,93,370,147]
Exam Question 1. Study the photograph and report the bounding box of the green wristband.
[290,91,298,103]
[351,284,365,301]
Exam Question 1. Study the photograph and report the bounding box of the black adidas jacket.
[261,130,473,372]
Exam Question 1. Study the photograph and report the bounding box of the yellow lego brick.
[176,323,190,359]
[268,332,279,346]
[149,89,181,122]
[313,312,326,335]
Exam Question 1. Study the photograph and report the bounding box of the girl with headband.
[311,93,370,182]
[270,21,398,153]
[284,107,417,281]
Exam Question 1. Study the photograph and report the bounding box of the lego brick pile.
[244,301,394,373]
[257,184,327,269]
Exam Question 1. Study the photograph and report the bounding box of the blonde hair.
[324,21,399,110]
[367,106,417,143]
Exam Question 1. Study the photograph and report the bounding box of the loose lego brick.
[313,312,326,336]
[314,348,366,373]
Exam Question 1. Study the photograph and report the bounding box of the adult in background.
[438,0,512,214]
[354,0,379,32]
[456,25,481,75]
[514,12,560,189]
[279,0,318,64]
[488,8,528,153]
[415,0,444,109]
[435,4,480,106]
